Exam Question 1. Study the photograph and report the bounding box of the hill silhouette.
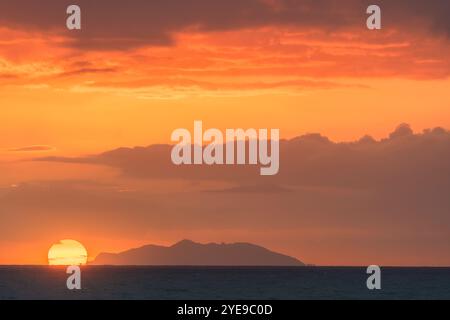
[92,240,304,266]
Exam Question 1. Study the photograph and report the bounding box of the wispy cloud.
[9,145,54,152]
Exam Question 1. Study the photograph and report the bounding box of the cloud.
[35,124,450,191]
[9,145,54,152]
[1,124,449,265]
[205,184,293,194]
[57,67,118,78]
[0,1,449,50]
[4,125,450,265]
[2,2,449,92]
[66,77,362,99]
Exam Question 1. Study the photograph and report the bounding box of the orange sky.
[1,27,449,156]
[1,0,450,266]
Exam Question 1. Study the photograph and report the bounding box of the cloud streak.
[8,145,54,152]
[0,0,449,50]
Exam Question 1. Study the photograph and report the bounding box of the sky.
[0,0,449,266]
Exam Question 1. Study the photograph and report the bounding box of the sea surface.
[0,266,449,300]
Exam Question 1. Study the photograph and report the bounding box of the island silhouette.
[92,240,304,266]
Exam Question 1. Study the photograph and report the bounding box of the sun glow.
[48,239,88,266]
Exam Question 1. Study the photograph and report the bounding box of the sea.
[0,266,449,300]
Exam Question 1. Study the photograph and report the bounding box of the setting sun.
[48,240,88,266]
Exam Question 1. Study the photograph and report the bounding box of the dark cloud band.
[0,0,449,49]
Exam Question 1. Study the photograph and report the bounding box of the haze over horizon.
[1,0,450,266]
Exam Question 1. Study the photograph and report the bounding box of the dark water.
[0,266,449,300]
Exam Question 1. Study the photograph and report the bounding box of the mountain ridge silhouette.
[92,240,304,266]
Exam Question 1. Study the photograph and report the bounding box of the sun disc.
[48,239,88,266]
